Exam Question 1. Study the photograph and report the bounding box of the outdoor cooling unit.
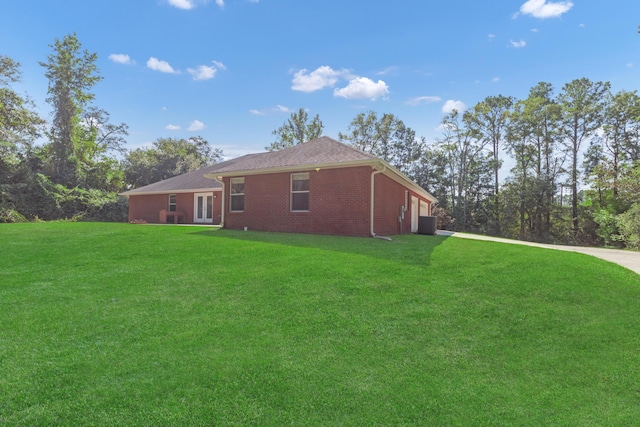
[417,216,437,235]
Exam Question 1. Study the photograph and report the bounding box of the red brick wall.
[223,166,372,236]
[222,166,432,237]
[373,174,432,236]
[127,191,222,224]
[373,173,405,236]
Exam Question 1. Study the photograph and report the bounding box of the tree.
[413,145,450,204]
[76,107,129,191]
[465,95,514,235]
[124,136,223,188]
[602,90,640,191]
[0,55,46,221]
[266,108,323,151]
[338,111,378,153]
[504,83,564,241]
[434,111,492,231]
[339,111,423,176]
[39,33,103,186]
[558,78,610,236]
[505,100,540,239]
[0,55,44,146]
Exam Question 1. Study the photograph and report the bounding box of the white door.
[194,193,213,223]
[420,200,429,216]
[411,196,419,233]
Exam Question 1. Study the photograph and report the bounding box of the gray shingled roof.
[120,162,224,195]
[122,137,377,195]
[209,136,377,174]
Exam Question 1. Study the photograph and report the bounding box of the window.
[230,177,245,212]
[168,194,177,212]
[291,173,309,211]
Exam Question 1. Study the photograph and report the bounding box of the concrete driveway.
[437,231,640,276]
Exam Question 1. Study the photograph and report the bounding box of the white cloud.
[334,77,389,100]
[212,60,226,70]
[531,28,539,32]
[166,124,181,130]
[168,0,195,10]
[627,63,634,68]
[216,0,224,7]
[188,65,217,80]
[187,61,226,80]
[249,105,291,115]
[488,34,496,41]
[274,105,290,113]
[509,39,527,48]
[187,120,205,131]
[518,0,573,19]
[108,53,133,65]
[376,66,399,76]
[291,66,346,92]
[405,96,442,106]
[291,65,389,100]
[147,57,178,74]
[442,100,466,114]
[492,77,501,83]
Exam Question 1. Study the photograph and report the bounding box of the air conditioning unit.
[417,216,437,235]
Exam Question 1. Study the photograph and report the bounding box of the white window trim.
[168,194,177,212]
[290,172,310,212]
[229,177,245,212]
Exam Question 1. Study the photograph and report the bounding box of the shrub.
[0,207,28,223]
[592,209,623,248]
[616,203,640,250]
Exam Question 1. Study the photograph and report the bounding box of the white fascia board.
[119,188,222,197]
[377,161,439,203]
[203,159,377,179]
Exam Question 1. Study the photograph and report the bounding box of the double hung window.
[230,177,245,212]
[291,173,309,211]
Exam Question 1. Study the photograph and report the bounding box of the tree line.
[1,34,222,222]
[3,34,640,249]
[269,82,640,249]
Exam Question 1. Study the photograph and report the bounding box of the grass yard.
[1,222,639,425]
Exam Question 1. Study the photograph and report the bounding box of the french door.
[194,193,213,223]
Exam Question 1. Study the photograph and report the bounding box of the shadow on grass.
[188,227,450,269]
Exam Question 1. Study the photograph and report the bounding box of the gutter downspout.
[370,165,386,238]
[217,177,225,228]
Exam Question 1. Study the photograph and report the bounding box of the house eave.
[119,187,222,197]
[203,157,438,204]
[203,159,378,179]
[378,162,438,203]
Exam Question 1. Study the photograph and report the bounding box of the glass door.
[194,193,213,223]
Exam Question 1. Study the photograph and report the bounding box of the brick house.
[122,136,437,237]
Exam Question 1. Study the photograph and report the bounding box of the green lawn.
[1,222,639,426]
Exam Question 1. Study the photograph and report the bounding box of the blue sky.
[2,0,640,158]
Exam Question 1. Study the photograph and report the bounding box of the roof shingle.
[122,136,377,195]
[209,136,377,174]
